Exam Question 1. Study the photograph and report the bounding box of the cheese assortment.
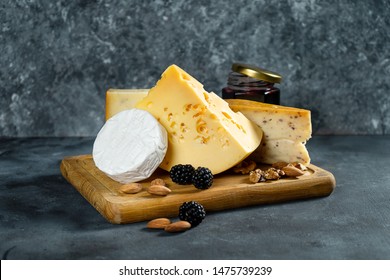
[105,89,149,120]
[227,99,311,165]
[93,64,313,184]
[93,109,168,183]
[60,63,338,227]
[135,64,263,174]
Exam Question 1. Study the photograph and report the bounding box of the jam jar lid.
[232,63,282,84]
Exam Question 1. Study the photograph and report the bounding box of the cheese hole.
[170,121,177,128]
[202,136,210,144]
[236,123,246,134]
[196,118,205,125]
[210,113,217,120]
[193,112,203,118]
[197,125,208,134]
[203,92,210,103]
[180,123,188,133]
[194,135,210,144]
[184,104,192,112]
[221,138,230,148]
[196,120,208,134]
[222,111,232,119]
[182,73,191,81]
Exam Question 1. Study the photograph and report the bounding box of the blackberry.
[170,164,195,185]
[179,201,206,227]
[192,167,213,189]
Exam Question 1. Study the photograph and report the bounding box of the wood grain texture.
[60,155,336,224]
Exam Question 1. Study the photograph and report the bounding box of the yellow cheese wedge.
[227,99,312,165]
[136,65,263,174]
[105,89,149,120]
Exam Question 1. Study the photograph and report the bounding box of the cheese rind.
[93,109,168,183]
[227,99,311,165]
[135,65,263,174]
[105,89,149,120]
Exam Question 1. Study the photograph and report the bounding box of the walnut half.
[234,160,257,175]
[249,169,266,183]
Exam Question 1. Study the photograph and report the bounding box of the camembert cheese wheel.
[93,109,168,183]
[136,64,263,174]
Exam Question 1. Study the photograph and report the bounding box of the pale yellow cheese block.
[105,89,149,120]
[136,65,263,174]
[227,99,312,165]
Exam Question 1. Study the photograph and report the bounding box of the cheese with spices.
[227,99,312,165]
[136,64,263,174]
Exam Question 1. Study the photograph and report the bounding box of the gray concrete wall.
[1,0,389,136]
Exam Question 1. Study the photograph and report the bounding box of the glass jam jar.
[222,63,282,105]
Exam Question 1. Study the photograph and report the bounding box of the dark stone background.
[1,0,389,137]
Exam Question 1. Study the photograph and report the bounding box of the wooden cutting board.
[60,155,336,224]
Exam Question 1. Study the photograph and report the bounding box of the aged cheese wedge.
[105,89,149,120]
[136,64,263,174]
[227,99,312,165]
[93,109,168,183]
[250,139,310,164]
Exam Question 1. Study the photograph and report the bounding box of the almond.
[147,218,171,229]
[151,178,166,186]
[120,183,143,194]
[164,221,191,233]
[282,165,305,177]
[272,161,288,169]
[147,184,171,196]
[293,162,308,171]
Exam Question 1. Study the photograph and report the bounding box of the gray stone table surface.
[0,136,389,260]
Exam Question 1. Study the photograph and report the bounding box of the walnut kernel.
[264,168,281,180]
[249,169,265,183]
[234,160,257,175]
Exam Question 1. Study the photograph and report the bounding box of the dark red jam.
[222,72,280,104]
[222,63,282,105]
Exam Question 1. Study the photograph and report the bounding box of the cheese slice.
[93,109,168,183]
[105,89,149,120]
[135,64,263,174]
[227,99,311,165]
